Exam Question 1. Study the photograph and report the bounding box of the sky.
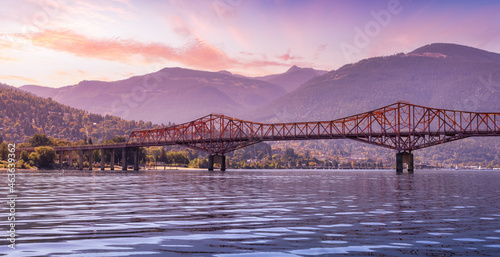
[1,0,500,88]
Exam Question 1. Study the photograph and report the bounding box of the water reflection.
[1,170,499,256]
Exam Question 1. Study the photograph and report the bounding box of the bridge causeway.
[18,102,500,173]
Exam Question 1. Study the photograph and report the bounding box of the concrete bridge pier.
[396,152,414,174]
[208,155,214,171]
[69,151,73,169]
[101,149,105,170]
[110,149,115,170]
[79,150,83,170]
[133,148,139,171]
[89,150,93,170]
[58,151,63,169]
[220,155,226,171]
[208,154,226,171]
[122,148,127,170]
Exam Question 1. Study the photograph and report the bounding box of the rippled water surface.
[2,169,500,256]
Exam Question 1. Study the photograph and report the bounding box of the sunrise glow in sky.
[1,0,500,87]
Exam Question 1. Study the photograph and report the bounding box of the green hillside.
[0,84,155,144]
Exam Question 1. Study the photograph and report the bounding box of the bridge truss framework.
[18,102,500,173]
[126,102,500,173]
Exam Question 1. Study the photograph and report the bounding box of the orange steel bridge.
[126,102,500,173]
[20,102,500,173]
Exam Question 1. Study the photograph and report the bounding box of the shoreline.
[0,166,206,171]
[2,167,500,171]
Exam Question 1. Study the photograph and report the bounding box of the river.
[2,169,500,256]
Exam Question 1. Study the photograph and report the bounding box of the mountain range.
[249,43,500,122]
[22,66,325,124]
[18,43,500,126]
[254,65,328,92]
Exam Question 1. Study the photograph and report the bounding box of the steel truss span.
[126,102,500,155]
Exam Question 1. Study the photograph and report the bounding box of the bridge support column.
[396,152,414,174]
[89,150,93,170]
[407,153,414,173]
[59,151,63,170]
[208,155,214,171]
[208,155,226,171]
[122,148,127,170]
[101,149,105,170]
[220,155,226,172]
[79,150,83,170]
[110,149,115,170]
[69,151,73,169]
[134,148,139,171]
[396,153,403,173]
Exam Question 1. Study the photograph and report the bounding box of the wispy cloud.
[25,29,236,69]
[0,75,40,84]
[0,34,23,50]
[276,49,301,62]
[312,43,328,60]
[170,15,192,38]
[21,29,295,73]
[72,0,134,17]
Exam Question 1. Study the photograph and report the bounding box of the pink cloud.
[244,59,291,68]
[22,29,295,73]
[277,49,300,62]
[26,29,236,70]
[170,15,191,38]
[239,51,254,56]
[179,37,237,68]
[0,75,40,84]
[313,43,328,60]
[0,34,23,50]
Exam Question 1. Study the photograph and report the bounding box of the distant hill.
[248,43,500,122]
[19,85,57,98]
[254,65,328,92]
[0,83,154,143]
[0,83,12,89]
[21,67,286,124]
[410,43,500,63]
